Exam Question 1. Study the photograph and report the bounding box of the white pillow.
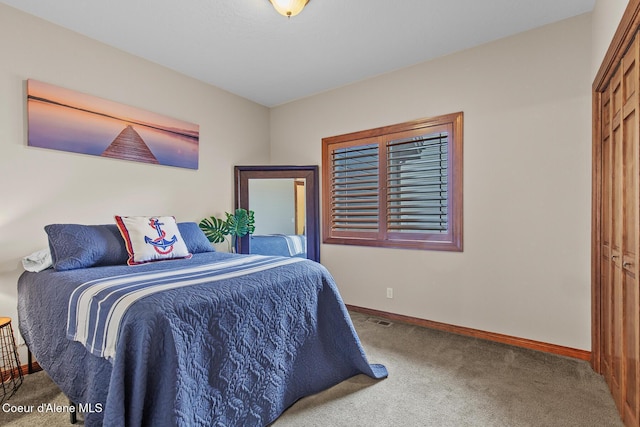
[22,248,53,272]
[115,216,192,265]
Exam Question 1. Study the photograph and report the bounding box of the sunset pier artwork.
[26,79,199,169]
[102,125,159,164]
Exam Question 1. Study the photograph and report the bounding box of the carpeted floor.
[0,312,623,426]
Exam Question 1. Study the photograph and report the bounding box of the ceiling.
[1,0,596,107]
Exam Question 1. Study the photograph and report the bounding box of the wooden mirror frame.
[234,165,320,262]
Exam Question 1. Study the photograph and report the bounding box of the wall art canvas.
[27,79,199,169]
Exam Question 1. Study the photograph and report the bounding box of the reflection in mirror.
[249,178,307,258]
[249,178,303,234]
[235,166,319,262]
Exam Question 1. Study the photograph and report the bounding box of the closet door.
[607,61,624,413]
[601,76,614,396]
[621,35,639,427]
[601,33,640,427]
[594,5,640,426]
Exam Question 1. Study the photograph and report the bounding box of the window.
[322,112,463,251]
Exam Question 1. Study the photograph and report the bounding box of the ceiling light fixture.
[269,0,310,18]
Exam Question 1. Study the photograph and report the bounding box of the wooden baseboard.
[347,305,591,362]
[25,361,42,374]
[1,361,41,381]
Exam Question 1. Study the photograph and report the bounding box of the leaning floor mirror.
[234,165,320,262]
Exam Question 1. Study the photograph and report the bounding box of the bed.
[17,219,387,426]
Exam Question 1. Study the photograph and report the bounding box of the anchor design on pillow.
[144,218,177,254]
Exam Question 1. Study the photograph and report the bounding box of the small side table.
[0,317,23,403]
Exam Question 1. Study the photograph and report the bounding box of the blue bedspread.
[249,235,307,258]
[17,252,387,426]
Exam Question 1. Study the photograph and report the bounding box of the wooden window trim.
[322,112,463,251]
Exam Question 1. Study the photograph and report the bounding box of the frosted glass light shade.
[269,0,310,17]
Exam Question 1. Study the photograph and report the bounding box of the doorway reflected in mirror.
[235,166,319,262]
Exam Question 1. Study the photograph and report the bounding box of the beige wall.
[592,0,628,79]
[0,4,270,335]
[271,13,594,350]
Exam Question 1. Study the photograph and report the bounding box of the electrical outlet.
[386,288,393,299]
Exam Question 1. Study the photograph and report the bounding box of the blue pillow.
[178,222,215,254]
[45,221,214,271]
[45,224,128,271]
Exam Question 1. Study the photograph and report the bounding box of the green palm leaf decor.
[199,208,255,253]
[198,216,229,244]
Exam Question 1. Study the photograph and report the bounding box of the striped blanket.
[281,234,306,256]
[67,255,303,361]
[21,252,386,425]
